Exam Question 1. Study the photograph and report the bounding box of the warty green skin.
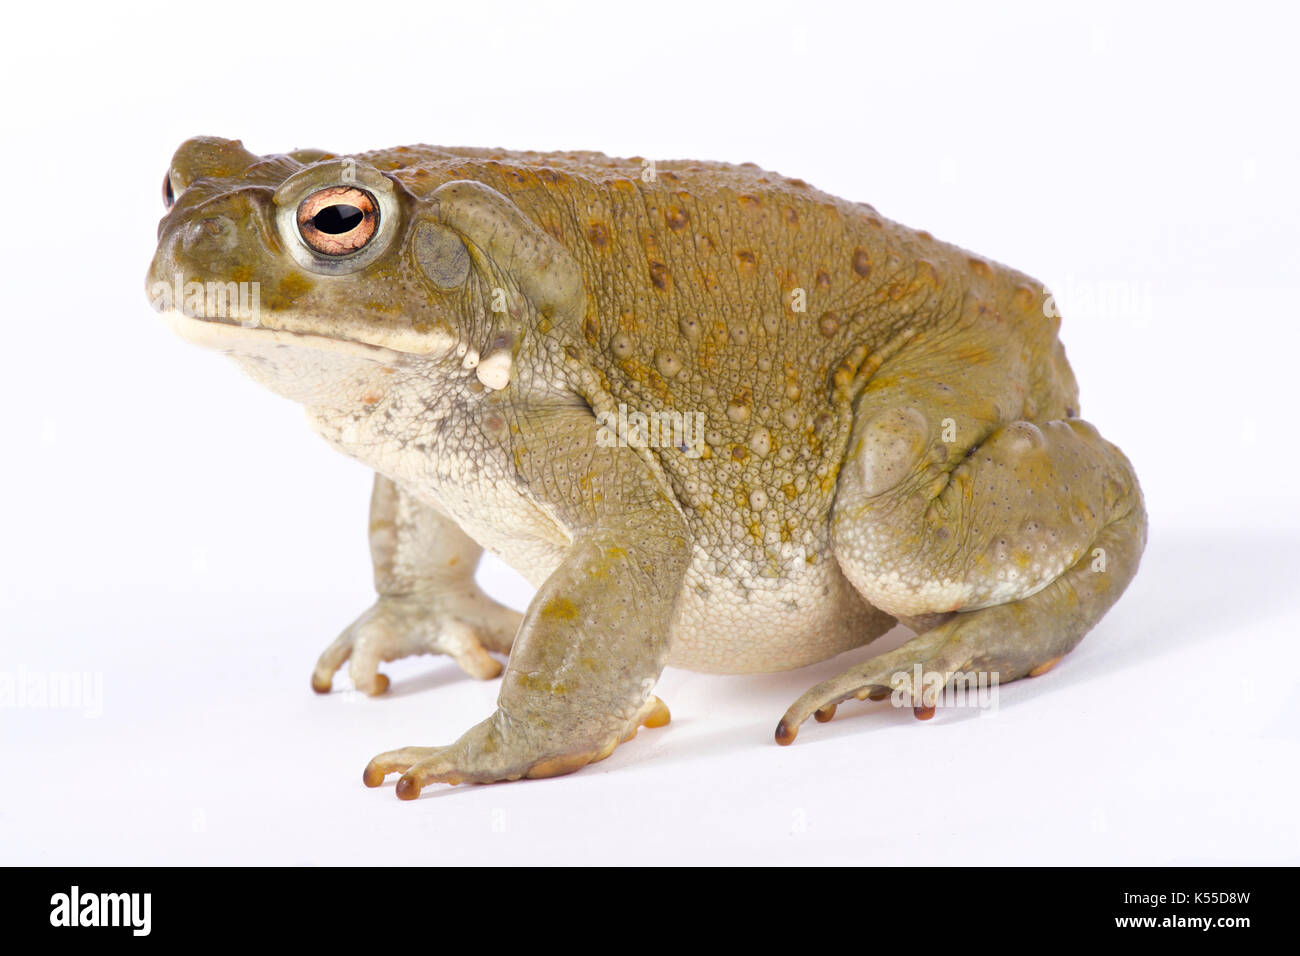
[147,137,1146,795]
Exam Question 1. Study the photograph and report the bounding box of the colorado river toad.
[147,137,1146,797]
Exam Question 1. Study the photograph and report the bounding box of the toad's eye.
[296,186,379,256]
[163,172,175,209]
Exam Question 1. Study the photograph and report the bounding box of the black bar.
[5,866,1288,941]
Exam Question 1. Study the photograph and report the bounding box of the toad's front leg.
[312,474,523,694]
[363,410,691,796]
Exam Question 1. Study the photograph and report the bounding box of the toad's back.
[361,146,1070,565]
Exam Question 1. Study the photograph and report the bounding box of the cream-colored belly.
[665,547,891,674]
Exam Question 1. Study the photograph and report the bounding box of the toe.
[362,746,440,787]
[439,622,504,680]
[312,631,356,694]
[634,695,671,731]
[397,752,467,797]
[348,649,390,696]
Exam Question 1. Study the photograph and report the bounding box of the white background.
[2,0,1297,865]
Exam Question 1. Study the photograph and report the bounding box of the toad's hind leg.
[778,337,1146,742]
[776,501,1145,741]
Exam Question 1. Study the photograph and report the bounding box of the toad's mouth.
[156,306,456,363]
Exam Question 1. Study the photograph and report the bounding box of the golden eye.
[296,186,379,256]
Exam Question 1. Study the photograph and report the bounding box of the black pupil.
[313,204,364,234]
[163,174,174,208]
